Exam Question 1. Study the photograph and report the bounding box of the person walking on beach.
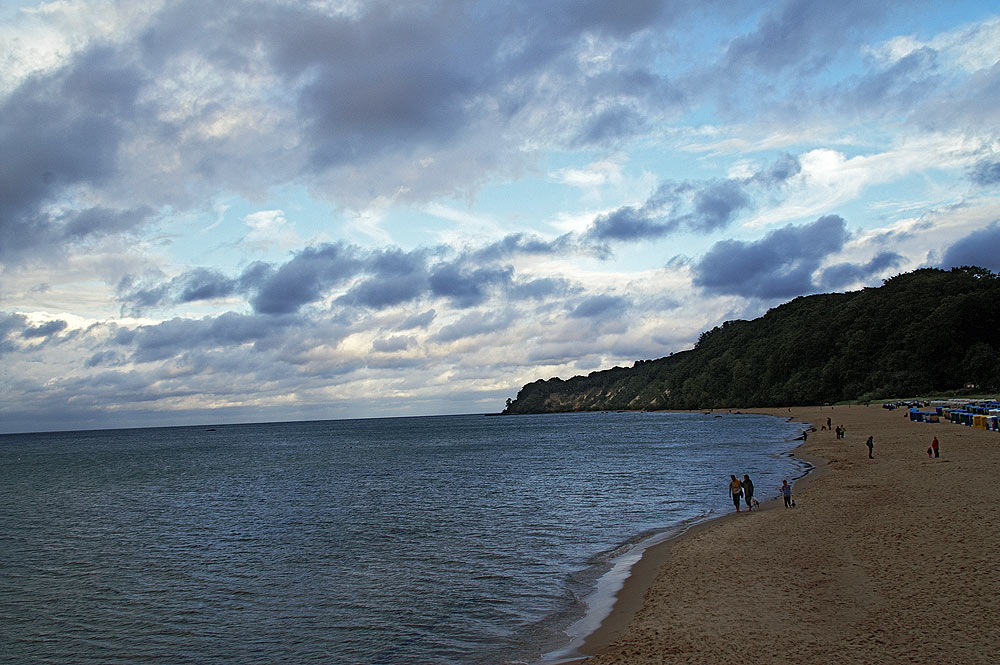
[742,474,755,511]
[780,480,792,508]
[931,436,940,458]
[866,436,874,459]
[729,475,743,512]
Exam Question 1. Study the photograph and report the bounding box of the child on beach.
[780,480,792,508]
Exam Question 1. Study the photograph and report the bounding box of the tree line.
[503,267,1000,414]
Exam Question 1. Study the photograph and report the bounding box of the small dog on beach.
[751,497,760,509]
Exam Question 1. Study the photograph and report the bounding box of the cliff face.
[503,267,1000,414]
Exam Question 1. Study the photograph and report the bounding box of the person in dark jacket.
[742,474,755,511]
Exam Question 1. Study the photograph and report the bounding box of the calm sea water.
[0,411,807,665]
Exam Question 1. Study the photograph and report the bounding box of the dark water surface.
[0,411,806,664]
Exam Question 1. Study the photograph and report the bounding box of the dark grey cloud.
[721,0,887,75]
[22,319,68,339]
[585,153,800,243]
[570,294,631,319]
[371,335,414,353]
[430,310,512,343]
[750,152,803,186]
[576,106,647,145]
[818,251,903,290]
[685,179,753,233]
[398,309,437,331]
[940,221,1000,273]
[587,205,679,242]
[969,159,1000,186]
[336,248,430,309]
[509,277,578,301]
[0,46,147,262]
[850,47,939,110]
[119,312,301,363]
[85,350,126,369]
[118,267,241,314]
[119,239,530,317]
[0,313,28,354]
[250,243,363,314]
[693,214,852,299]
[472,232,577,263]
[916,61,1000,133]
[428,263,514,309]
[174,268,238,303]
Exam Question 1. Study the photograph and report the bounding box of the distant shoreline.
[578,404,1000,664]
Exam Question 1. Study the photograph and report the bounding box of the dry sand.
[581,405,1000,665]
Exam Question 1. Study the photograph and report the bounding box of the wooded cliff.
[502,267,1000,414]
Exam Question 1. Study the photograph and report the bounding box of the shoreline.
[572,409,820,658]
[576,405,1000,664]
[535,410,808,664]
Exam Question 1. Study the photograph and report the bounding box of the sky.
[1,0,999,433]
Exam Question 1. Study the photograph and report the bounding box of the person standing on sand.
[742,474,755,511]
[866,436,874,459]
[780,480,792,508]
[932,436,940,458]
[729,475,743,512]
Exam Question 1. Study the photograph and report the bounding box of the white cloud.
[748,132,986,229]
[866,16,1000,73]
[0,0,161,93]
[242,209,299,251]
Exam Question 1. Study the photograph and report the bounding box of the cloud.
[0,313,28,354]
[509,277,578,301]
[472,232,576,262]
[250,243,364,314]
[0,45,149,262]
[720,0,887,75]
[428,262,514,309]
[969,160,1000,186]
[120,312,302,363]
[372,335,415,353]
[585,153,801,242]
[430,310,512,343]
[117,267,239,314]
[398,309,436,331]
[570,294,630,319]
[940,221,1000,273]
[693,214,852,299]
[586,205,679,242]
[336,248,430,309]
[22,319,69,339]
[848,46,939,111]
[818,251,904,290]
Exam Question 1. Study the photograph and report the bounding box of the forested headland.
[502,267,1000,414]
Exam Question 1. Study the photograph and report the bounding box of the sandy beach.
[581,405,1000,665]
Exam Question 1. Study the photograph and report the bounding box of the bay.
[0,411,807,664]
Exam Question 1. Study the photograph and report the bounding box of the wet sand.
[581,405,1000,665]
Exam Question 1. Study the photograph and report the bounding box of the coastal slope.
[504,267,1000,413]
[582,406,1000,665]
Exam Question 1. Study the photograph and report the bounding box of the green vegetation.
[503,267,1000,414]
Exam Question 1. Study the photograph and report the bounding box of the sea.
[0,410,808,665]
